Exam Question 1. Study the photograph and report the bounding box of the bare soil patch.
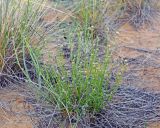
[0,86,37,128]
[113,17,160,127]
[148,122,160,128]
[114,20,160,91]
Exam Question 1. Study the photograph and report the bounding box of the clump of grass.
[39,26,122,120]
[74,0,109,42]
[76,0,102,27]
[0,0,123,125]
[14,0,158,127]
[22,2,124,126]
[33,4,123,124]
[0,0,48,86]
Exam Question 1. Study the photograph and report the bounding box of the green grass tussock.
[0,0,123,125]
[0,0,48,86]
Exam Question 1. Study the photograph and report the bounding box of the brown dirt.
[148,122,160,128]
[40,5,73,65]
[0,86,36,128]
[43,0,73,23]
[114,21,160,92]
[42,8,72,23]
[42,43,58,65]
[114,18,160,127]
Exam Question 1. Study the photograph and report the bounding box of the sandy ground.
[114,21,160,92]
[113,19,160,127]
[148,123,160,128]
[0,86,36,128]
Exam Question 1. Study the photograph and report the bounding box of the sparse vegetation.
[1,0,160,128]
[26,0,123,120]
[0,0,49,86]
[119,0,159,27]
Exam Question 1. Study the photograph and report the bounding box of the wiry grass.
[28,1,124,126]
[0,0,49,86]
[74,0,109,42]
[0,0,138,126]
[17,1,160,128]
[4,0,160,127]
[34,0,160,126]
